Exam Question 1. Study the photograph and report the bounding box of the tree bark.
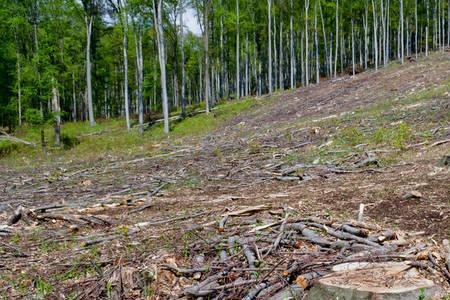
[236,0,240,99]
[153,0,170,133]
[180,2,187,117]
[268,0,272,94]
[16,51,22,127]
[400,0,404,64]
[372,0,379,70]
[290,0,295,89]
[315,3,320,83]
[85,16,95,126]
[52,79,61,147]
[279,17,284,90]
[334,0,339,78]
[123,11,130,130]
[305,0,310,86]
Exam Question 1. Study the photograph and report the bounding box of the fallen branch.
[427,139,450,148]
[0,131,36,147]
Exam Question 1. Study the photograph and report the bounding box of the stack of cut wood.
[160,206,450,299]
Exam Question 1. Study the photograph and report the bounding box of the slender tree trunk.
[426,0,430,55]
[387,0,390,62]
[381,0,387,65]
[315,3,320,83]
[448,0,450,47]
[85,16,95,126]
[245,34,249,96]
[406,17,410,56]
[438,0,442,49]
[301,31,305,86]
[334,0,339,78]
[400,0,404,64]
[305,0,310,86]
[134,20,144,134]
[218,0,223,98]
[290,0,295,89]
[122,13,130,130]
[363,3,368,69]
[52,79,61,147]
[273,15,278,90]
[72,70,77,122]
[279,17,284,90]
[352,19,355,76]
[319,1,329,78]
[16,51,22,126]
[153,0,170,133]
[236,0,240,99]
[268,0,272,94]
[180,4,187,117]
[203,0,211,113]
[415,0,418,58]
[372,0,379,70]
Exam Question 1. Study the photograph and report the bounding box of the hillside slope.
[0,53,449,298]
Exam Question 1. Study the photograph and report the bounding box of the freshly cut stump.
[306,262,440,300]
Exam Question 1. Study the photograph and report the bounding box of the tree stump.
[306,262,440,300]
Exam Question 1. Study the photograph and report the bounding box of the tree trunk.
[279,17,284,90]
[268,0,272,94]
[245,34,249,96]
[273,15,278,90]
[123,14,130,130]
[236,0,240,99]
[134,20,144,134]
[305,0,310,86]
[290,0,295,89]
[72,70,77,122]
[400,0,404,64]
[203,0,211,113]
[352,19,355,76]
[315,3,320,83]
[363,3,368,69]
[319,1,329,78]
[16,51,22,127]
[372,0,379,70]
[85,16,95,126]
[334,0,339,78]
[153,0,170,133]
[180,3,187,117]
[426,0,429,56]
[52,80,61,147]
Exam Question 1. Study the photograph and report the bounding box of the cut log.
[306,262,441,300]
[268,284,304,300]
[223,204,271,217]
[443,240,450,272]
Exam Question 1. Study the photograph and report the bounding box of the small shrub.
[0,141,18,158]
[60,133,80,150]
[372,128,389,144]
[391,122,412,149]
[370,123,412,149]
[34,277,53,296]
[337,127,365,146]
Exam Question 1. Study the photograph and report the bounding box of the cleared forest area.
[0,52,449,298]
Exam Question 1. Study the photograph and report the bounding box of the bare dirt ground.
[0,53,449,298]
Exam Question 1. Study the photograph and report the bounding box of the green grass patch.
[0,98,259,166]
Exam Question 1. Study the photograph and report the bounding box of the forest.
[0,0,448,136]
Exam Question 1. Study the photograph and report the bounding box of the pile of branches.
[161,205,450,299]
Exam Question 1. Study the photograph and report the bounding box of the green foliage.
[24,108,43,126]
[371,122,412,149]
[0,140,18,158]
[34,277,53,297]
[336,127,364,146]
[60,133,80,150]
